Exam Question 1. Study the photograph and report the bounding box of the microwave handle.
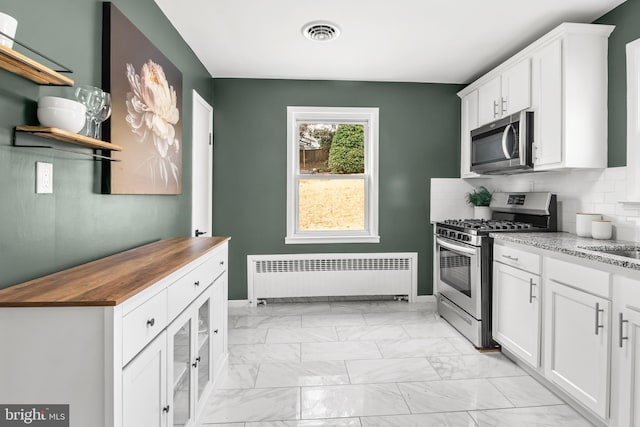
[436,237,478,256]
[501,124,514,159]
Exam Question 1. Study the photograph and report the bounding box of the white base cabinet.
[492,260,541,368]
[611,276,640,427]
[544,279,611,419]
[0,238,229,427]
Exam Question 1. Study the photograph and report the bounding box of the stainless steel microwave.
[470,111,533,174]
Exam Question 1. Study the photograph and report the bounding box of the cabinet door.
[478,76,501,126]
[492,262,540,368]
[123,332,168,427]
[212,274,228,380]
[544,280,610,419]
[501,59,531,115]
[612,301,640,427]
[195,291,212,406]
[460,90,479,178]
[533,38,563,168]
[167,312,193,427]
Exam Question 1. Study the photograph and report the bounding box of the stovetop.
[441,219,538,233]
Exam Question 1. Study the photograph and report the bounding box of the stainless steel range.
[434,192,557,349]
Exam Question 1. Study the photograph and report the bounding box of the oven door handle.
[436,237,478,256]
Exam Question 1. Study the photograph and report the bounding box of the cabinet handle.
[220,260,225,265]
[493,100,499,118]
[501,97,508,115]
[146,318,155,327]
[214,329,219,334]
[195,229,207,237]
[162,405,170,413]
[594,303,605,335]
[192,356,201,368]
[529,278,536,304]
[194,280,200,287]
[619,312,629,348]
[501,254,519,262]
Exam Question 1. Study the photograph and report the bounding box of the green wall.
[212,79,463,299]
[596,0,640,167]
[0,0,212,289]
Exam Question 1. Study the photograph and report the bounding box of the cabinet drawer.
[545,257,610,298]
[168,260,215,320]
[494,244,541,275]
[122,289,168,365]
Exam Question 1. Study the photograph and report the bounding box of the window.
[286,106,379,244]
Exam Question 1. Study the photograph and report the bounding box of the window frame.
[286,106,379,244]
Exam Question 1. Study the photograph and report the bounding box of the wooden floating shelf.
[0,44,73,86]
[15,126,123,151]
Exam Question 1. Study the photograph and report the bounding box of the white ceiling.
[153,0,626,84]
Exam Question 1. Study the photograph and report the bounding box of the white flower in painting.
[125,60,179,156]
[125,60,180,188]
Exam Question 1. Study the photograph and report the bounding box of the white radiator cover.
[247,253,417,306]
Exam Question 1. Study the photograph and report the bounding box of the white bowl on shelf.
[0,12,18,49]
[37,105,86,134]
[38,96,85,112]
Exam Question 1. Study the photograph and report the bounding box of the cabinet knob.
[194,280,200,287]
[162,405,170,413]
[146,318,155,327]
[220,260,224,265]
[192,356,201,368]
[214,329,219,334]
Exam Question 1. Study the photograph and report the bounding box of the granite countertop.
[490,231,640,271]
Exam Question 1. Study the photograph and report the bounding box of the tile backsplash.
[431,167,640,241]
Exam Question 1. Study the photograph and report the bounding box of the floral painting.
[102,2,183,194]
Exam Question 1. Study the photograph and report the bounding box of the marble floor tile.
[301,341,382,361]
[233,315,302,329]
[228,343,300,364]
[266,327,338,343]
[428,354,525,379]
[363,311,431,325]
[301,314,366,327]
[229,305,272,316]
[346,357,440,384]
[301,383,410,419]
[330,301,395,313]
[246,419,361,427]
[402,321,460,338]
[376,337,458,358]
[446,336,484,355]
[336,325,408,341]
[217,363,259,389]
[361,412,477,426]
[200,387,300,423]
[488,376,564,407]
[229,328,268,345]
[255,361,349,387]
[398,379,514,413]
[469,405,594,427]
[268,303,332,316]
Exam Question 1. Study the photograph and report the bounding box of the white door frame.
[191,90,213,237]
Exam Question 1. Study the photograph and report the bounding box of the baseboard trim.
[228,299,250,308]
[414,295,436,303]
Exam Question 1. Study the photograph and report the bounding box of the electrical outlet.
[36,162,53,194]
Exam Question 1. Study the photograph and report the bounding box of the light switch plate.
[36,162,53,194]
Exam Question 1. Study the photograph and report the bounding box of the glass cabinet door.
[197,298,211,401]
[172,319,191,427]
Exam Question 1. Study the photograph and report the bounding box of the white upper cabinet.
[458,23,614,175]
[478,59,531,127]
[460,90,479,178]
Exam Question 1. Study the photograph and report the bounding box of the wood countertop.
[0,237,229,307]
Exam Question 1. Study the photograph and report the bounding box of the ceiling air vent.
[302,21,341,42]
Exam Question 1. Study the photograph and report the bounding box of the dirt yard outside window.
[298,178,365,231]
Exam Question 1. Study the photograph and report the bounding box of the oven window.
[439,247,471,296]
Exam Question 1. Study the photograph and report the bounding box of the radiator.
[247,253,417,306]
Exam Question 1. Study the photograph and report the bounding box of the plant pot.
[474,206,492,220]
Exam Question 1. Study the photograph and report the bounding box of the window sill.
[285,235,381,245]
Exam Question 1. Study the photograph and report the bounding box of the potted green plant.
[466,186,492,220]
